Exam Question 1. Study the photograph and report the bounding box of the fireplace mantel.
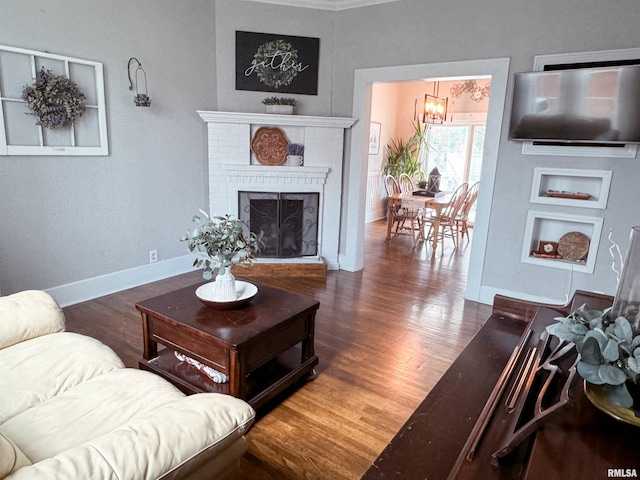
[198,111,356,129]
[222,164,329,185]
[199,111,355,269]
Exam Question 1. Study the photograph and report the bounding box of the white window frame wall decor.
[530,167,612,210]
[521,47,640,158]
[0,45,108,156]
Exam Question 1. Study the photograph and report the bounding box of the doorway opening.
[341,58,511,302]
[366,77,489,228]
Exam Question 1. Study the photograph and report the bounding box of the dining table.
[386,192,453,254]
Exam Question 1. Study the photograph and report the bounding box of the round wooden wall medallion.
[251,127,289,166]
[557,231,590,260]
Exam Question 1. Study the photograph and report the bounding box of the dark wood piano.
[362,291,640,480]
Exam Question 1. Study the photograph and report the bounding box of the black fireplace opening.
[238,191,320,258]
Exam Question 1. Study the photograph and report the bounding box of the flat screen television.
[508,64,640,144]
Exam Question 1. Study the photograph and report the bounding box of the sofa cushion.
[1,368,186,461]
[0,291,65,350]
[2,374,255,480]
[0,432,31,477]
[0,332,124,424]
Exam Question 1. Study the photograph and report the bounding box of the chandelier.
[450,79,491,102]
[423,82,448,124]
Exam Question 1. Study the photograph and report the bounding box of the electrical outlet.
[149,250,158,264]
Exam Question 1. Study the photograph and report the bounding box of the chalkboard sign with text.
[236,31,319,95]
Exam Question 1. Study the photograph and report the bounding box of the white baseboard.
[46,255,197,307]
[478,285,567,307]
[365,209,386,223]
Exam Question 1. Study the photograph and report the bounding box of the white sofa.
[0,290,255,480]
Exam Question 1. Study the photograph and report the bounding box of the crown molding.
[242,0,399,11]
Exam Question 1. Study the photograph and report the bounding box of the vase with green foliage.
[181,211,262,301]
[546,305,640,414]
[381,120,432,181]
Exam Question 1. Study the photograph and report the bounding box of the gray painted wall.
[213,0,335,116]
[1,0,216,295]
[2,0,640,304]
[331,0,640,302]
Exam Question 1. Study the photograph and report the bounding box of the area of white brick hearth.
[198,111,356,269]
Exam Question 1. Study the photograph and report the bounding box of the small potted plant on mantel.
[262,96,297,114]
[181,211,262,302]
[287,143,304,166]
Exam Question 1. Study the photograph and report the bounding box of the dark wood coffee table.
[136,281,319,409]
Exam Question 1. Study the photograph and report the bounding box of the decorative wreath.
[253,39,300,89]
[21,67,86,129]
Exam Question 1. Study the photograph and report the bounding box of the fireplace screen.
[238,191,319,258]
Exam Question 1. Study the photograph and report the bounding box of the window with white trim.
[425,115,486,223]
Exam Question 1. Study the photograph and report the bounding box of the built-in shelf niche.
[249,124,304,166]
[530,168,612,209]
[521,210,604,273]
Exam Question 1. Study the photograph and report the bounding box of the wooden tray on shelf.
[545,190,592,200]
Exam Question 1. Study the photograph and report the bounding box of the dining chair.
[423,182,468,251]
[456,181,479,243]
[385,174,422,244]
[398,173,415,193]
[384,174,401,196]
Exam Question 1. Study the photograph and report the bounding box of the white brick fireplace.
[198,111,356,269]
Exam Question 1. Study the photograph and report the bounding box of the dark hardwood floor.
[63,220,492,479]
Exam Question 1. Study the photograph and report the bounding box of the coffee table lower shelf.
[139,346,318,409]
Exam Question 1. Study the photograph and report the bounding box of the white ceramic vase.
[287,154,304,166]
[265,105,294,114]
[213,265,237,302]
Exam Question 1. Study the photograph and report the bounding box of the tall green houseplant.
[381,121,432,181]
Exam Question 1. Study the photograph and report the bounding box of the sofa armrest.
[5,394,255,480]
[0,291,65,350]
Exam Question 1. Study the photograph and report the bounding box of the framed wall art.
[369,122,381,155]
[235,31,319,95]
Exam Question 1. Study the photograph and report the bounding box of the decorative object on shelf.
[423,82,448,124]
[235,31,320,95]
[21,67,86,129]
[450,79,491,102]
[127,57,151,107]
[557,231,590,261]
[251,126,289,165]
[545,190,592,200]
[546,303,640,419]
[181,211,262,305]
[287,143,304,166]
[261,96,296,114]
[531,240,561,259]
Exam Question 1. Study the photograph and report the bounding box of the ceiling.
[245,0,399,11]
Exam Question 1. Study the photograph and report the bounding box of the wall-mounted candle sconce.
[128,58,151,107]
